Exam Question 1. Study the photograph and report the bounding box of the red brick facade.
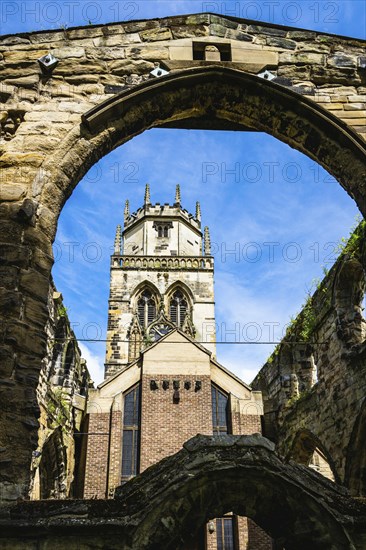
[140,374,212,471]
[83,340,272,548]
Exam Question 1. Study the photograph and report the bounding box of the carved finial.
[114,225,122,255]
[124,200,130,225]
[195,201,201,222]
[144,183,151,206]
[204,226,211,255]
[175,184,181,206]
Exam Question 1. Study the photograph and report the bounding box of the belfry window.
[137,290,156,328]
[121,384,140,482]
[169,290,188,327]
[157,224,170,238]
[212,384,230,434]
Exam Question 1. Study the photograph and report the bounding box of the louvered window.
[137,290,156,328]
[169,290,188,327]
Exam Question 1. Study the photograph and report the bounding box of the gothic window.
[154,221,172,238]
[169,290,188,327]
[121,384,140,482]
[216,517,237,550]
[137,290,157,328]
[212,384,230,434]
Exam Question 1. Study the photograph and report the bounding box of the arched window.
[163,225,169,237]
[169,290,188,327]
[137,289,157,328]
[157,226,163,238]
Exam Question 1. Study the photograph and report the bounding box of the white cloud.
[79,343,105,386]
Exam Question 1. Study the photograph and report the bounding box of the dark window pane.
[124,391,135,425]
[122,385,141,480]
[122,430,133,477]
[224,518,234,550]
[216,518,235,550]
[212,384,229,434]
[217,519,223,550]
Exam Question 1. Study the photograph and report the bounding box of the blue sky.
[2,2,364,384]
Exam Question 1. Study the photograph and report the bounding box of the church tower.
[105,185,216,378]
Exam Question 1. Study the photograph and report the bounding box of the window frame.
[211,383,231,435]
[121,383,141,482]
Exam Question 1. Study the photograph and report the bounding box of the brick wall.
[247,519,273,550]
[140,374,212,471]
[108,410,123,496]
[231,412,262,436]
[83,413,110,499]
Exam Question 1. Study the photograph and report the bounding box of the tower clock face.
[149,324,172,341]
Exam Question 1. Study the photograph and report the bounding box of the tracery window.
[211,384,230,434]
[137,289,157,328]
[169,289,188,327]
[121,384,140,482]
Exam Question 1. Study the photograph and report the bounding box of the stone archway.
[1,436,364,549]
[39,66,366,236]
[1,50,366,501]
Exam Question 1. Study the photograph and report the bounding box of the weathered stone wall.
[28,283,91,500]
[1,12,366,501]
[252,222,366,494]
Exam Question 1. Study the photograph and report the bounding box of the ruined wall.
[252,222,366,493]
[1,435,366,550]
[1,12,366,501]
[29,283,92,500]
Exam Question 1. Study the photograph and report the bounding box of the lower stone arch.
[115,435,356,550]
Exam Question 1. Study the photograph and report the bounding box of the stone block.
[3,50,48,63]
[209,15,238,29]
[209,24,227,38]
[266,37,296,50]
[0,36,30,46]
[93,35,128,48]
[19,268,49,302]
[139,28,172,42]
[247,25,287,37]
[344,103,366,110]
[24,296,49,327]
[123,20,159,33]
[327,54,357,68]
[51,47,86,59]
[280,52,325,65]
[0,244,31,268]
[171,25,208,39]
[186,14,210,26]
[0,184,27,202]
[3,74,40,88]
[287,31,317,40]
[108,59,154,76]
[0,152,44,168]
[86,47,126,60]
[125,45,169,61]
[29,32,65,44]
